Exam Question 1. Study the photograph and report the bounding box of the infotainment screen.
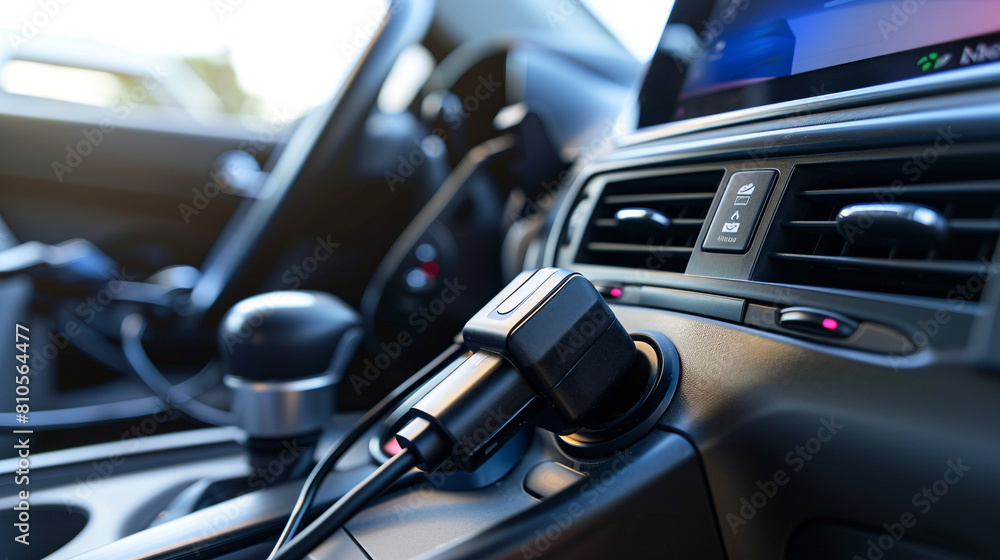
[672,0,1000,121]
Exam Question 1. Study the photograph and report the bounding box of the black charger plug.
[397,268,637,472]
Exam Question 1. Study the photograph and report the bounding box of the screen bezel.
[635,0,1000,130]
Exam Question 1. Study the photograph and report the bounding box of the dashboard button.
[778,307,859,338]
[702,170,778,253]
[524,461,585,499]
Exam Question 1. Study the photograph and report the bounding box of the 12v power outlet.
[557,331,681,458]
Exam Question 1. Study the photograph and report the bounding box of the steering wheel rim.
[187,0,436,322]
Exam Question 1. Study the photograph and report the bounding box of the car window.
[583,0,675,61]
[0,0,388,127]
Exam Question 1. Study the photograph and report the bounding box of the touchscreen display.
[673,0,1000,120]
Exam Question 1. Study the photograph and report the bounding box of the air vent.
[758,156,1000,300]
[575,170,724,271]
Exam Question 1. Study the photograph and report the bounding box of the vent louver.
[575,170,724,271]
[758,156,1000,300]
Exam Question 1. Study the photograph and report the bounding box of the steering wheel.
[0,0,435,430]
[187,0,435,323]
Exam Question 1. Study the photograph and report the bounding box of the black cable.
[121,313,234,426]
[0,397,158,429]
[271,448,418,560]
[0,315,223,429]
[270,136,515,555]
[276,269,637,558]
[267,342,464,558]
[0,364,221,429]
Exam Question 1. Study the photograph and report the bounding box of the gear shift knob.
[144,292,363,514]
[220,291,363,440]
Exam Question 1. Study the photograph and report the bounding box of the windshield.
[0,0,388,124]
[583,0,675,60]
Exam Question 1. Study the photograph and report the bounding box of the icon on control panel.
[704,170,777,253]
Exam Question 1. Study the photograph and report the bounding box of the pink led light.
[609,287,623,298]
[822,318,839,330]
[384,437,403,456]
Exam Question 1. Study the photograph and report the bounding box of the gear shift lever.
[219,291,363,483]
[148,291,364,527]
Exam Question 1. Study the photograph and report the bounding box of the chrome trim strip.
[620,63,1000,147]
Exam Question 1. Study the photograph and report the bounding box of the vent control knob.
[835,203,948,246]
[614,207,672,234]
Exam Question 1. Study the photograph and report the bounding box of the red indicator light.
[420,260,440,278]
[384,437,403,456]
[822,318,838,330]
[609,287,623,298]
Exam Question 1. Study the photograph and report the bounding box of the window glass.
[0,0,389,124]
[582,0,674,61]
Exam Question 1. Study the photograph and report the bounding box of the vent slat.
[664,218,706,227]
[762,157,1000,300]
[587,243,694,255]
[950,219,1000,233]
[782,219,1000,234]
[603,193,716,204]
[782,220,838,231]
[797,180,1000,200]
[594,218,704,228]
[574,170,725,272]
[769,253,985,276]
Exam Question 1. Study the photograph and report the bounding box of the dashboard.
[2,0,1000,559]
[519,2,1000,558]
